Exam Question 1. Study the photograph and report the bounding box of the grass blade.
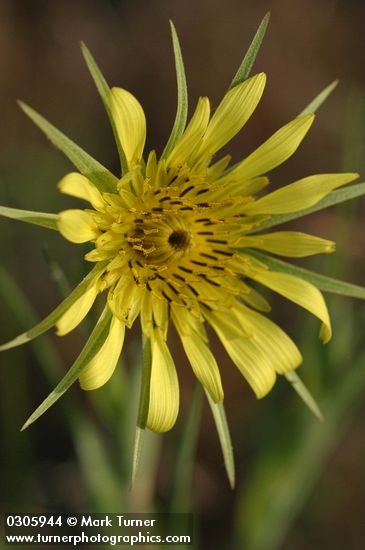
[300,80,339,115]
[229,12,270,89]
[21,305,112,430]
[80,42,129,175]
[206,393,235,488]
[18,101,118,193]
[245,250,365,299]
[161,21,188,158]
[0,205,58,230]
[0,262,107,351]
[248,183,365,233]
[171,383,203,511]
[285,371,324,421]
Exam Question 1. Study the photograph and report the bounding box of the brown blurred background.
[1,1,365,549]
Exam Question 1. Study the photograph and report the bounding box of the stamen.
[179,185,194,197]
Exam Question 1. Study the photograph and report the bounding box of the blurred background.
[1,0,365,548]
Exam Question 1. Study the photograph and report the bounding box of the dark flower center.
[168,229,191,250]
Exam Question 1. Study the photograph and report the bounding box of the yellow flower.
[0,29,359,436]
[55,70,357,431]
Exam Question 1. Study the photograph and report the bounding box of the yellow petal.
[236,231,335,257]
[110,87,146,167]
[196,73,266,160]
[146,328,179,432]
[239,283,271,312]
[166,96,210,167]
[204,308,276,398]
[79,316,125,390]
[233,303,302,375]
[251,269,332,342]
[230,114,314,179]
[208,176,269,201]
[172,307,223,403]
[57,209,99,243]
[56,279,99,336]
[242,173,359,215]
[58,172,104,210]
[107,273,143,328]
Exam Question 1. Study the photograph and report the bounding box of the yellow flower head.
[56,68,356,430]
[0,24,360,438]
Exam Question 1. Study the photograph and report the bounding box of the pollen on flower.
[84,161,249,323]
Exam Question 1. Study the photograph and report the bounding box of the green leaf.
[0,205,58,230]
[21,305,113,430]
[246,250,365,299]
[229,12,270,89]
[300,80,339,115]
[0,262,107,351]
[248,183,365,233]
[206,392,235,488]
[161,21,188,158]
[18,101,118,193]
[80,42,129,176]
[285,371,324,422]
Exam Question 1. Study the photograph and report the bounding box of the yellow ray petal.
[208,176,269,201]
[242,173,359,215]
[58,172,104,210]
[146,328,179,433]
[230,114,314,179]
[56,278,100,336]
[57,209,99,243]
[110,87,146,168]
[251,269,332,342]
[79,315,125,390]
[166,96,210,167]
[172,307,223,403]
[196,73,266,160]
[204,308,276,398]
[239,283,271,312]
[236,231,335,257]
[233,303,302,375]
[107,273,144,328]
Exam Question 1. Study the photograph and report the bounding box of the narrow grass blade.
[0,205,58,230]
[248,183,365,233]
[171,383,203,511]
[0,268,123,507]
[161,21,188,158]
[21,305,112,430]
[285,371,324,421]
[74,415,125,509]
[245,250,365,299]
[18,101,118,193]
[0,262,107,351]
[229,12,270,89]
[236,331,365,550]
[81,42,129,175]
[206,393,235,488]
[300,80,339,115]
